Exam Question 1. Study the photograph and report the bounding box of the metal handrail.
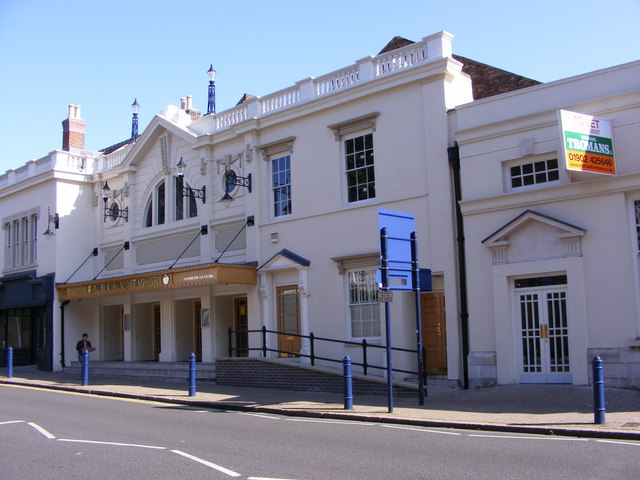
[228,326,426,381]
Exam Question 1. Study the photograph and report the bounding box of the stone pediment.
[482,210,585,265]
[258,249,311,271]
[125,111,199,169]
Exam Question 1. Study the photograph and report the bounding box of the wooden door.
[276,285,300,357]
[421,292,447,375]
[234,298,248,357]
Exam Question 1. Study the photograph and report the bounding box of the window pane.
[189,193,198,218]
[510,159,559,190]
[31,216,37,263]
[272,155,292,217]
[348,269,380,338]
[157,182,165,225]
[145,201,153,227]
[345,134,375,203]
[175,177,184,221]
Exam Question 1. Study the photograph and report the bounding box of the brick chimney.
[62,104,86,150]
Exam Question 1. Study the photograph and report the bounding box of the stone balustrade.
[206,32,450,131]
[2,32,452,185]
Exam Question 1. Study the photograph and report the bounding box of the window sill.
[345,339,382,347]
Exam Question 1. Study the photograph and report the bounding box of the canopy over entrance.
[57,263,257,301]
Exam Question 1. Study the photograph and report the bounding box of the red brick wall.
[62,118,86,150]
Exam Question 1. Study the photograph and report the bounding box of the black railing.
[228,326,426,381]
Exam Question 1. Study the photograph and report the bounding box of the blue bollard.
[592,356,605,424]
[343,356,353,410]
[7,347,13,378]
[81,350,89,386]
[188,352,196,397]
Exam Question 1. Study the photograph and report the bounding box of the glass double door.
[0,307,46,367]
[516,278,571,383]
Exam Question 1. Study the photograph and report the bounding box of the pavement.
[2,366,640,441]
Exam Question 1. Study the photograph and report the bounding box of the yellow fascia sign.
[559,109,615,175]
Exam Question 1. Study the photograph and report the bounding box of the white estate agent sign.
[558,109,615,175]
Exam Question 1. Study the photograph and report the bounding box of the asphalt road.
[2,384,639,479]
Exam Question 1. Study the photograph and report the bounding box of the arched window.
[143,181,165,228]
[175,176,198,221]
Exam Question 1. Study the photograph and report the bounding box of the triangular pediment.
[482,210,585,264]
[258,249,310,271]
[124,109,199,169]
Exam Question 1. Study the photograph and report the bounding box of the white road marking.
[238,412,281,420]
[382,424,461,435]
[285,418,370,425]
[0,420,26,425]
[57,438,166,449]
[469,434,588,441]
[28,422,56,439]
[171,449,241,477]
[596,439,640,447]
[248,477,304,480]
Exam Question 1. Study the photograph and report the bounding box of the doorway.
[194,301,202,362]
[234,298,248,357]
[515,276,571,383]
[0,308,36,366]
[153,304,161,361]
[420,292,447,375]
[276,285,300,357]
[102,305,124,361]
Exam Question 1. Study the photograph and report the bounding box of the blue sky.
[1,0,638,174]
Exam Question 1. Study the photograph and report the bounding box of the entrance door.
[420,292,447,375]
[276,285,300,357]
[234,298,248,357]
[194,302,202,362]
[153,304,161,361]
[516,276,571,383]
[1,308,35,366]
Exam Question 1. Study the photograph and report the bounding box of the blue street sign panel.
[378,209,415,291]
[419,268,432,292]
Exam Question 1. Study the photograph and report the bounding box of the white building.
[22,30,635,394]
[452,60,640,389]
[50,32,484,386]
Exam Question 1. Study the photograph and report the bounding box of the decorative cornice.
[327,112,379,141]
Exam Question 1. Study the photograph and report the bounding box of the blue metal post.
[343,356,353,410]
[380,227,394,413]
[7,347,13,378]
[189,352,197,397]
[81,350,89,386]
[411,232,425,405]
[262,326,267,358]
[592,356,605,424]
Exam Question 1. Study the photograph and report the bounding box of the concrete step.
[63,361,216,382]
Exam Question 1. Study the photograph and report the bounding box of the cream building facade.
[2,32,478,387]
[6,31,635,391]
[452,60,640,389]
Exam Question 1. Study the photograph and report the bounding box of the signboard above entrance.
[56,263,257,301]
[558,109,615,176]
